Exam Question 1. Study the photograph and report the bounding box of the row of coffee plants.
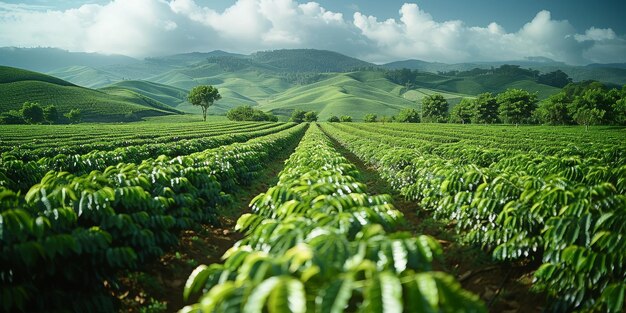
[344,123,625,167]
[333,123,625,181]
[182,124,486,312]
[321,123,626,312]
[0,124,306,312]
[0,123,296,192]
[0,122,282,160]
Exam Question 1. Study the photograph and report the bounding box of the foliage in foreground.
[0,124,306,312]
[182,124,485,313]
[322,122,626,313]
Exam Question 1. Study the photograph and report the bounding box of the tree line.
[0,102,81,124]
[365,81,625,128]
[386,65,574,89]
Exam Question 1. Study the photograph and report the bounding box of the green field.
[2,48,626,313]
[257,71,444,120]
[0,66,180,122]
[1,120,624,312]
[32,49,570,121]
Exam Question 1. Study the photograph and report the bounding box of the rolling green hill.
[47,66,123,88]
[0,65,75,86]
[147,63,293,114]
[250,49,374,72]
[3,48,585,122]
[257,71,469,121]
[0,47,137,72]
[406,71,561,99]
[101,80,188,108]
[0,66,181,122]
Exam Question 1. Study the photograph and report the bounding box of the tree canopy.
[188,85,221,122]
[226,105,278,122]
[421,94,448,123]
[21,102,44,124]
[449,98,474,124]
[303,111,318,122]
[471,92,499,124]
[395,108,420,123]
[497,89,538,126]
[64,108,82,124]
[363,113,377,123]
[327,115,340,122]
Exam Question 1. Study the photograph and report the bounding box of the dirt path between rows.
[117,137,302,313]
[323,128,547,313]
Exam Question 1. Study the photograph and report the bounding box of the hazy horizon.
[1,0,625,65]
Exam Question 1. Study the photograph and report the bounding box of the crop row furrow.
[0,122,296,192]
[320,122,626,312]
[342,123,625,165]
[182,124,485,313]
[0,123,307,312]
[1,121,280,159]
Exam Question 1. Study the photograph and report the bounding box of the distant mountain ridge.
[381,57,626,85]
[2,47,625,122]
[249,49,374,72]
[0,47,137,72]
[2,47,626,85]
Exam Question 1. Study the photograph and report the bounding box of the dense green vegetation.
[0,122,306,312]
[2,47,626,313]
[321,122,626,312]
[1,119,624,312]
[183,124,485,312]
[226,105,278,122]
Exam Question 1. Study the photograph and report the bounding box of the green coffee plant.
[182,124,485,312]
[321,122,626,312]
[0,124,306,312]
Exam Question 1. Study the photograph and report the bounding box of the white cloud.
[351,4,625,64]
[575,27,617,41]
[0,0,624,64]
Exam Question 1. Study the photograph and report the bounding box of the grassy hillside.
[0,65,74,86]
[256,71,464,121]
[0,66,180,122]
[0,47,137,72]
[250,49,374,72]
[408,72,561,99]
[102,80,188,108]
[148,63,293,114]
[47,66,123,88]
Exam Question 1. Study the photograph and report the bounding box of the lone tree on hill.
[188,85,221,121]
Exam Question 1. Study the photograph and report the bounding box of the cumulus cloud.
[0,0,624,64]
[352,4,624,64]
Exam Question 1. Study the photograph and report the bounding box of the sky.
[1,0,625,64]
